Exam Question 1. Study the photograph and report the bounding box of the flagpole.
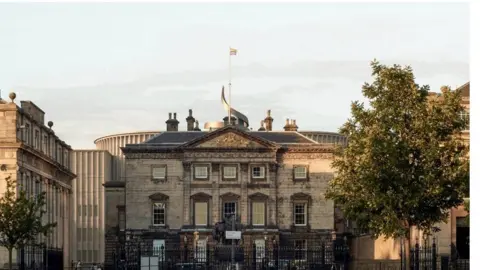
[228,47,232,125]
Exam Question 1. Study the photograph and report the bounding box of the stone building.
[70,131,158,264]
[0,92,75,268]
[102,102,347,266]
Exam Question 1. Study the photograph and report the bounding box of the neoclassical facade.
[114,124,339,254]
[0,93,75,268]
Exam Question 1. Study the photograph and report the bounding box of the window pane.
[294,240,307,260]
[294,166,307,179]
[153,167,166,179]
[195,166,208,179]
[252,202,265,225]
[153,203,165,225]
[252,166,265,178]
[255,239,265,262]
[195,239,207,262]
[294,204,306,225]
[153,239,165,258]
[195,202,208,225]
[223,166,236,179]
[224,202,236,219]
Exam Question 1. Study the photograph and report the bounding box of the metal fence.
[398,238,470,270]
[0,247,64,270]
[112,243,350,270]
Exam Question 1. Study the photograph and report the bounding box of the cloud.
[13,59,469,148]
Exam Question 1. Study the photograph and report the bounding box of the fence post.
[252,243,256,269]
[184,242,188,262]
[43,246,47,270]
[137,243,141,270]
[274,242,279,269]
[206,242,210,268]
[321,242,326,266]
[343,240,350,270]
[432,237,437,270]
[414,239,420,270]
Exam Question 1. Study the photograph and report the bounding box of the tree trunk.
[404,228,411,270]
[8,247,13,270]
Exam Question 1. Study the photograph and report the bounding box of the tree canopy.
[325,60,469,239]
[0,175,56,270]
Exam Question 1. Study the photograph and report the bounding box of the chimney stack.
[284,118,298,131]
[264,109,274,131]
[291,119,298,131]
[258,120,266,131]
[193,120,201,131]
[186,109,196,131]
[166,112,180,131]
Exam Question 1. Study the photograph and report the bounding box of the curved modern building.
[71,131,159,265]
[94,131,160,182]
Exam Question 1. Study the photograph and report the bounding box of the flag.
[230,47,237,56]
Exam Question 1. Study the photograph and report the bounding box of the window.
[252,202,265,226]
[64,150,68,167]
[223,202,237,220]
[194,166,209,179]
[152,166,166,180]
[294,240,307,260]
[57,147,62,162]
[34,130,40,149]
[294,166,308,180]
[194,202,208,226]
[153,239,166,259]
[294,203,307,226]
[255,239,266,263]
[24,124,30,144]
[77,228,82,242]
[195,239,207,262]
[43,135,48,153]
[153,203,166,226]
[252,166,266,179]
[223,166,237,180]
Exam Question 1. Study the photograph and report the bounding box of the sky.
[0,2,470,149]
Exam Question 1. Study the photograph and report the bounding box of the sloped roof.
[142,130,316,145]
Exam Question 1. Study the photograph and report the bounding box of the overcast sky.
[0,2,470,149]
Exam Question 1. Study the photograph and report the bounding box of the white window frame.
[194,239,207,262]
[255,239,266,263]
[152,202,166,226]
[294,166,307,179]
[152,167,166,180]
[252,166,266,179]
[194,166,208,179]
[194,202,208,226]
[153,239,166,259]
[252,202,265,226]
[294,203,307,226]
[223,166,237,179]
[294,239,307,261]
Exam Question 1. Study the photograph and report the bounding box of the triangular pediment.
[180,126,277,149]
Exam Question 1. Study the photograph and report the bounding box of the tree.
[0,175,56,270]
[325,60,469,261]
[464,199,470,224]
